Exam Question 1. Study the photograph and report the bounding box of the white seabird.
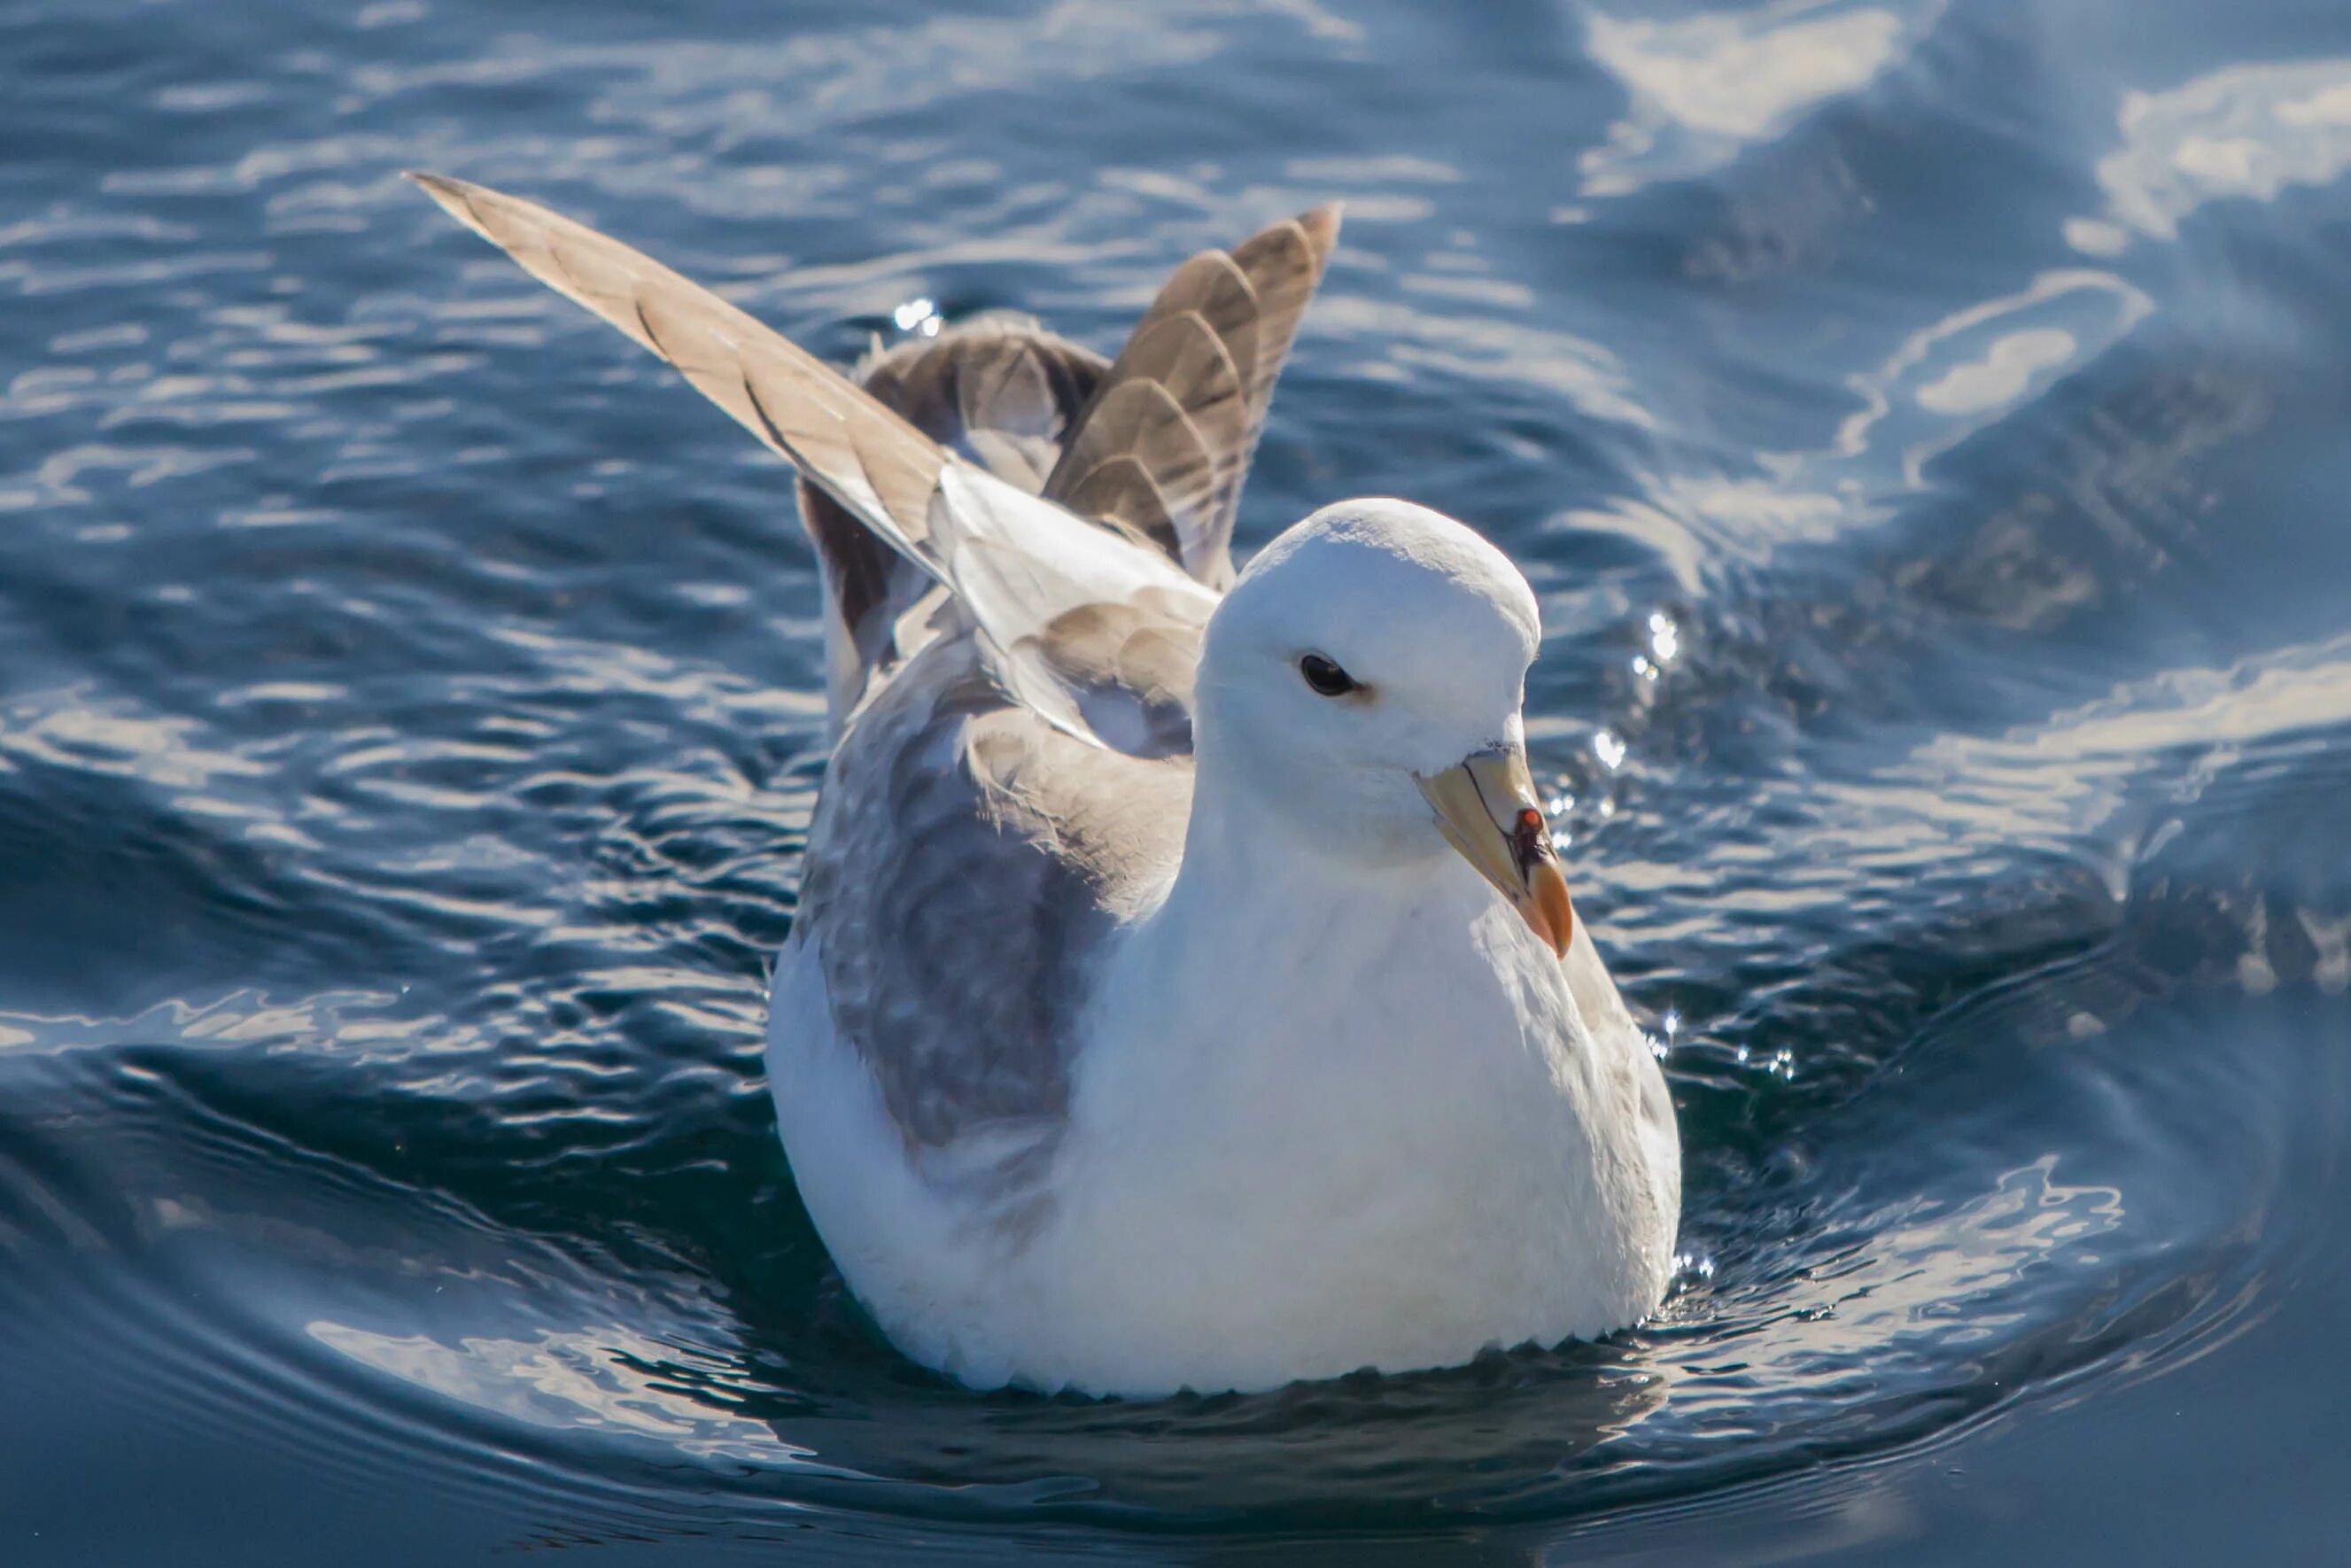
[413,175,1682,1398]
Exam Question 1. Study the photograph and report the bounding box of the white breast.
[767,857,1680,1397]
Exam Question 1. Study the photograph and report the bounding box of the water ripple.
[6,0,2351,1559]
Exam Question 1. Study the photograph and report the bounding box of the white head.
[1194,499,1573,949]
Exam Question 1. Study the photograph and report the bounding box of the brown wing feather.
[1052,364,1233,560]
[407,172,949,575]
[1058,455,1178,554]
[411,175,1332,743]
[1230,208,1341,422]
[797,321,1108,710]
[1044,206,1340,586]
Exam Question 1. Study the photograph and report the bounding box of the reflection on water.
[2081,56,2351,252]
[312,1320,802,1460]
[1315,282,1654,427]
[1838,269,2154,486]
[5,0,2351,1561]
[1581,0,1938,196]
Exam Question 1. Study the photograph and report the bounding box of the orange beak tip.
[1534,867,1576,959]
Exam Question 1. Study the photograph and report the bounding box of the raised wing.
[796,320,1109,722]
[1042,206,1339,587]
[409,173,1214,743]
[858,318,1106,493]
[410,173,956,576]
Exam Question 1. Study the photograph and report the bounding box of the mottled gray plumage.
[411,175,1336,1150]
[800,628,1190,1152]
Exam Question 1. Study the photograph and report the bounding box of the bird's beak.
[1416,746,1575,959]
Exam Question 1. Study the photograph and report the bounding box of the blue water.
[5,0,2350,1562]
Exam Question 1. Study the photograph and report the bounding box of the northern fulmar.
[413,175,1681,1397]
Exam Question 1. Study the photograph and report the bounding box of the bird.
[411,174,1681,1398]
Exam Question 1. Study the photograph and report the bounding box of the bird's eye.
[1299,653,1357,696]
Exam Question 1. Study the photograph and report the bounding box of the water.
[4,0,2349,1561]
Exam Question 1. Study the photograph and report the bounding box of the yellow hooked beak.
[1416,746,1576,959]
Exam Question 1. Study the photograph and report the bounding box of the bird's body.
[414,175,1680,1397]
[775,802,1678,1394]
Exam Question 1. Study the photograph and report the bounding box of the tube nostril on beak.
[1416,747,1576,959]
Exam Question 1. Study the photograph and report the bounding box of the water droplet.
[1662,1008,1680,1037]
[1647,610,1680,665]
[1672,1250,1717,1285]
[891,296,937,332]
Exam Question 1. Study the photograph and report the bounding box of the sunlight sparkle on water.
[892,296,943,337]
[1648,610,1680,665]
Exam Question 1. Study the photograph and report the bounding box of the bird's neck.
[1071,750,1592,1224]
[1094,756,1494,1063]
[1084,743,1633,1105]
[1187,744,1451,908]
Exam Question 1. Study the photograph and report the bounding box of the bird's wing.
[790,625,1193,1160]
[1041,206,1339,588]
[415,175,1251,1162]
[408,173,1215,745]
[791,318,1111,726]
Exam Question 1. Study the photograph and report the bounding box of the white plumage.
[415,176,1681,1397]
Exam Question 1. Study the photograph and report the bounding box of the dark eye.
[1299,653,1357,696]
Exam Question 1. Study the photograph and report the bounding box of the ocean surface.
[5,0,2350,1562]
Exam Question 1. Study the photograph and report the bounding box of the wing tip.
[1229,201,1342,283]
[1297,201,1343,245]
[1292,203,1342,268]
[404,169,488,232]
